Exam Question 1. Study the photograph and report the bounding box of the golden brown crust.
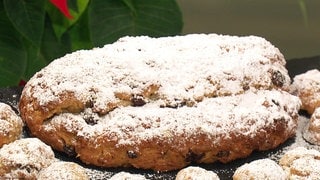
[20,90,300,171]
[19,34,300,171]
[19,91,84,153]
[0,103,23,148]
[75,113,292,171]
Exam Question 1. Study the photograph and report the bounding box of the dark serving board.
[0,57,319,179]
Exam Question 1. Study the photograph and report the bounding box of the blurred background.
[177,0,320,60]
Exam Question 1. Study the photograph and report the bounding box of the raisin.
[271,70,285,87]
[127,150,138,159]
[216,150,230,158]
[84,115,98,125]
[131,95,146,106]
[185,150,204,163]
[85,100,94,108]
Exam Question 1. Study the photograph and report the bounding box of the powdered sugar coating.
[37,162,89,180]
[44,90,300,147]
[19,34,297,171]
[109,172,147,180]
[22,34,290,111]
[293,69,320,93]
[0,103,23,147]
[279,147,320,179]
[303,107,320,145]
[291,69,320,114]
[175,166,220,180]
[233,159,286,180]
[0,138,56,179]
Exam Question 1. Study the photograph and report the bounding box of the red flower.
[50,0,73,19]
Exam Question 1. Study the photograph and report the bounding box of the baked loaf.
[279,147,320,179]
[0,138,56,179]
[0,102,23,147]
[37,161,89,180]
[233,159,286,180]
[19,34,299,171]
[303,107,320,145]
[175,166,220,180]
[291,69,320,114]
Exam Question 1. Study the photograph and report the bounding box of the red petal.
[19,80,26,86]
[50,0,73,19]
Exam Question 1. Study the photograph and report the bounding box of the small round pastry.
[109,172,147,180]
[279,147,320,179]
[303,107,320,145]
[233,158,286,180]
[175,166,220,180]
[37,161,89,180]
[291,69,320,114]
[19,34,299,171]
[0,102,23,147]
[0,138,56,179]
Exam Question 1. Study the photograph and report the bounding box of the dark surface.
[286,55,320,79]
[0,57,319,179]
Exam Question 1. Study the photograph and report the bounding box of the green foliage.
[89,0,183,46]
[0,0,183,87]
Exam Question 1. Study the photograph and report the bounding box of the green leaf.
[0,3,27,87]
[46,0,89,40]
[0,38,27,86]
[22,39,47,80]
[40,15,71,64]
[68,0,79,12]
[88,0,183,46]
[121,0,137,15]
[3,0,45,46]
[68,9,93,51]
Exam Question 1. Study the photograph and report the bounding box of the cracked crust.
[19,34,299,171]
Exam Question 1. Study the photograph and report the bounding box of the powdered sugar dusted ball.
[37,161,89,180]
[109,172,147,180]
[291,69,320,114]
[175,166,220,180]
[233,158,286,180]
[0,102,23,147]
[279,147,320,179]
[303,107,320,145]
[0,138,56,179]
